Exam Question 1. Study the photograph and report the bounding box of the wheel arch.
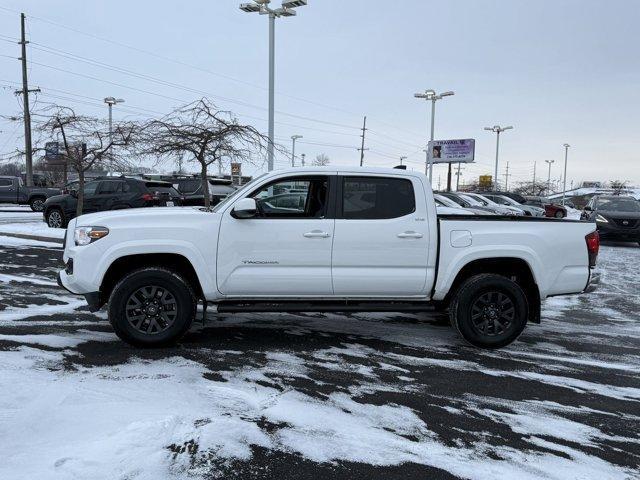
[100,253,205,308]
[442,257,541,324]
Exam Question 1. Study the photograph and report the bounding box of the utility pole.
[18,13,36,187]
[358,116,367,166]
[437,175,442,191]
[533,160,536,186]
[301,153,305,167]
[503,161,510,191]
[545,159,555,195]
[290,134,302,167]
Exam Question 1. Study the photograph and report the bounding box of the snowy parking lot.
[0,220,639,479]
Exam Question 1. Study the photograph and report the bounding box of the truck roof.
[269,165,426,177]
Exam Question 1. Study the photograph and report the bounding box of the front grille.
[613,218,639,229]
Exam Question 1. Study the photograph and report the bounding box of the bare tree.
[140,99,270,208]
[609,180,628,195]
[312,153,330,166]
[513,180,549,197]
[35,106,136,216]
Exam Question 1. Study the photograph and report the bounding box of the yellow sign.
[479,175,492,188]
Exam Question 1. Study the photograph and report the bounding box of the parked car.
[483,194,545,216]
[581,195,640,245]
[58,166,598,350]
[524,196,567,218]
[43,176,181,228]
[0,175,62,211]
[438,192,498,215]
[167,176,236,207]
[463,193,525,216]
[479,191,528,204]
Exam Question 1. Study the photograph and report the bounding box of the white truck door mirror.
[232,197,257,219]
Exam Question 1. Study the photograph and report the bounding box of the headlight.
[74,226,109,246]
[595,214,608,224]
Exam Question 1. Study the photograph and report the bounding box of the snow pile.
[0,220,66,239]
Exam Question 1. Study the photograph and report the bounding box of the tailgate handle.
[397,231,423,239]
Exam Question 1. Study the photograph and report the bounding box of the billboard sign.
[231,162,242,176]
[427,139,475,164]
[45,141,59,160]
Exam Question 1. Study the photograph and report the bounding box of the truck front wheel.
[29,197,46,212]
[449,274,528,349]
[108,267,197,347]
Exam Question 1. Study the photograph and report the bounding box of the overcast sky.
[1,0,639,187]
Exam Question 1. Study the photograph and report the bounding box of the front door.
[217,175,334,296]
[79,180,101,214]
[332,175,430,296]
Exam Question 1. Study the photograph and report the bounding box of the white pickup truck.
[58,166,599,349]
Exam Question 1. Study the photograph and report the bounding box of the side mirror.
[584,205,592,212]
[231,197,257,219]
[69,189,78,198]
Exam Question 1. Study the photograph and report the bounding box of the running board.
[212,300,439,313]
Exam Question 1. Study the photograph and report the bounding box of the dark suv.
[43,177,181,228]
[166,176,236,207]
[581,195,640,244]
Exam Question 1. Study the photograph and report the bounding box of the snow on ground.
[0,208,65,239]
[0,236,638,479]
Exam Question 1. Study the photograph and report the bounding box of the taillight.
[141,193,157,202]
[585,231,599,267]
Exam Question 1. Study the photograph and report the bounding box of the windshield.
[459,194,483,206]
[434,194,459,208]
[212,174,267,212]
[596,197,640,212]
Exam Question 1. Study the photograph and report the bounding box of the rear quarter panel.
[434,218,597,300]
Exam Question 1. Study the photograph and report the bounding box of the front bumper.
[57,270,103,312]
[597,223,640,241]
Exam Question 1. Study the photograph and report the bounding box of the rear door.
[332,174,430,296]
[79,181,101,213]
[217,174,334,296]
[0,178,17,203]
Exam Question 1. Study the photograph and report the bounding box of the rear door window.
[177,180,201,194]
[145,182,179,196]
[342,176,415,219]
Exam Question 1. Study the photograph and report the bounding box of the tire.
[449,273,528,349]
[554,210,565,218]
[29,197,46,212]
[46,208,66,228]
[108,267,197,347]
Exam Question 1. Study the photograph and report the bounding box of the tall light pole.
[484,125,513,190]
[240,0,307,172]
[545,159,555,195]
[562,143,570,205]
[104,97,124,171]
[290,134,302,167]
[399,155,407,166]
[414,89,454,183]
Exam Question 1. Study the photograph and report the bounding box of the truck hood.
[75,206,216,227]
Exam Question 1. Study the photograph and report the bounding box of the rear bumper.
[583,270,600,293]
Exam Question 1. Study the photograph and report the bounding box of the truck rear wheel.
[108,267,197,347]
[449,274,528,349]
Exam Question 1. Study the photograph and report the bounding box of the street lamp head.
[239,2,262,12]
[282,0,307,7]
[440,91,455,97]
[291,134,303,140]
[563,143,570,148]
[104,97,125,105]
[483,126,494,131]
[503,126,513,131]
[274,7,296,16]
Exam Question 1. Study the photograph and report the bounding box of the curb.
[0,232,64,245]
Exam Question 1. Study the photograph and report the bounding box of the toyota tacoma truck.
[57,167,599,349]
[0,175,62,212]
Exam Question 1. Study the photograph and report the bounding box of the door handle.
[397,231,423,239]
[303,230,330,238]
